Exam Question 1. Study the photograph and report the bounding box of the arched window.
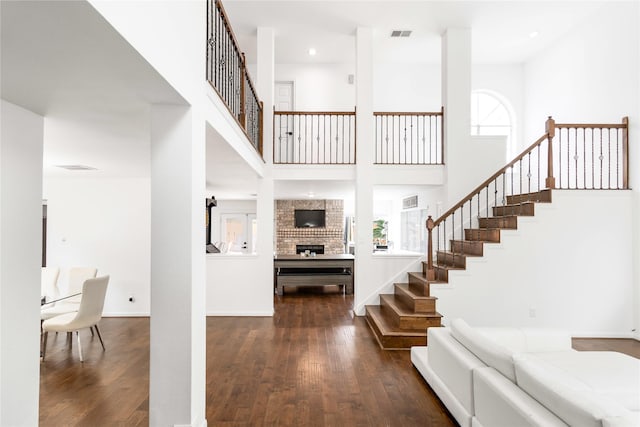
[471,91,516,160]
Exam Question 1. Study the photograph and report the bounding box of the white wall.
[0,100,43,426]
[373,63,441,111]
[355,254,424,315]
[522,1,639,338]
[433,191,634,336]
[523,3,639,137]
[43,177,151,316]
[206,255,272,315]
[275,63,355,110]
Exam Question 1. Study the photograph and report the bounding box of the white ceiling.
[1,1,185,179]
[223,0,608,65]
[1,0,610,200]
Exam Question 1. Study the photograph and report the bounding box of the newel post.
[545,116,556,189]
[426,216,436,281]
[622,116,629,189]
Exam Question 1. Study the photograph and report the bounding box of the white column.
[149,104,207,427]
[354,27,375,314]
[255,27,276,313]
[441,28,472,205]
[0,101,43,425]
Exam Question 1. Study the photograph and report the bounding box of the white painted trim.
[206,311,274,317]
[103,312,150,317]
[571,332,637,339]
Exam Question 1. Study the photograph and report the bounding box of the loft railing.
[206,0,263,155]
[273,111,356,164]
[374,108,444,165]
[425,116,629,281]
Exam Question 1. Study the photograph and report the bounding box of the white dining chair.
[41,267,97,321]
[41,275,109,362]
[41,266,60,302]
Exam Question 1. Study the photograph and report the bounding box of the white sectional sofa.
[411,319,640,427]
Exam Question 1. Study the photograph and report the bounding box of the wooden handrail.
[433,133,548,227]
[427,115,630,280]
[274,110,356,116]
[374,111,443,116]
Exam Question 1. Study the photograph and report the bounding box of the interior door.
[275,81,294,162]
[275,81,294,111]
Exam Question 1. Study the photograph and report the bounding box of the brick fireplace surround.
[275,199,344,255]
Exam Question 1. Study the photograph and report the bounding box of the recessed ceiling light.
[307,192,315,198]
[529,31,540,38]
[55,164,97,171]
[308,48,317,56]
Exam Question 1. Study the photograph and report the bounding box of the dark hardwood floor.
[39,290,640,426]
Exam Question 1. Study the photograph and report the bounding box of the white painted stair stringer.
[430,190,634,338]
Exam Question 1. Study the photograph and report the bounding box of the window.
[471,91,515,160]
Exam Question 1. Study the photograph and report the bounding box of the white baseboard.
[571,331,637,339]
[206,310,274,317]
[102,312,149,317]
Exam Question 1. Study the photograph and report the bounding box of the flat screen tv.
[294,209,326,228]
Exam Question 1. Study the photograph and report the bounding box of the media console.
[274,254,354,296]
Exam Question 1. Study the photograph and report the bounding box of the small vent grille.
[391,30,412,38]
[56,164,97,171]
[402,195,418,209]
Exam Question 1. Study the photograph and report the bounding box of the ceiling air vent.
[56,164,97,171]
[391,30,412,38]
[402,195,418,209]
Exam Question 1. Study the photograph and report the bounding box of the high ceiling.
[1,0,611,199]
[223,0,608,65]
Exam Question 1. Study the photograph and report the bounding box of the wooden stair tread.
[365,305,429,338]
[408,271,447,285]
[394,283,437,300]
[380,294,442,319]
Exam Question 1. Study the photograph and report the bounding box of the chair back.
[41,267,60,300]
[74,276,109,327]
[67,267,98,303]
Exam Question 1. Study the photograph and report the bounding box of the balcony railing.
[273,111,356,164]
[425,116,629,281]
[374,108,444,165]
[206,0,263,155]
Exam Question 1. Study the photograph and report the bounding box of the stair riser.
[493,204,534,216]
[380,298,442,329]
[379,333,427,349]
[394,290,436,313]
[380,302,441,329]
[507,190,552,204]
[436,251,466,268]
[479,216,518,229]
[450,240,484,256]
[434,266,448,282]
[408,281,430,296]
[465,228,500,243]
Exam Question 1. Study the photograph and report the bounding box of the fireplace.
[296,244,325,255]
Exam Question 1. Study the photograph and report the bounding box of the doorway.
[220,213,256,254]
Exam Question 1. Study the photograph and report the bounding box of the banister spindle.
[545,116,556,189]
[239,53,246,128]
[426,216,436,281]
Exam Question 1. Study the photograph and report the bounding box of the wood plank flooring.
[39,291,640,426]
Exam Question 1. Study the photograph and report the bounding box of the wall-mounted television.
[294,209,326,228]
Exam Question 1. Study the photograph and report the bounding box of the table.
[274,254,354,296]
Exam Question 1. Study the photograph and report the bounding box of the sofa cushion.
[451,318,517,382]
[473,367,567,427]
[603,412,640,427]
[526,351,640,411]
[514,353,629,427]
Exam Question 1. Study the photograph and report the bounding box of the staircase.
[364,189,552,350]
